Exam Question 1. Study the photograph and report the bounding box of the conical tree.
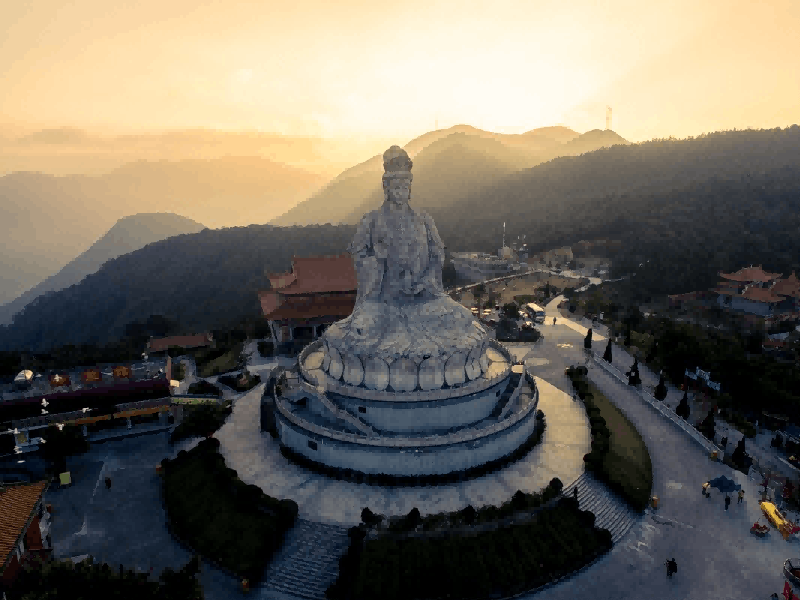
[731,437,746,466]
[627,358,641,386]
[654,371,668,400]
[698,409,716,441]
[676,390,691,420]
[584,328,593,350]
[602,339,613,363]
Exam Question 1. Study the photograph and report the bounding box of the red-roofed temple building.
[1,481,52,594]
[258,255,357,351]
[713,265,800,319]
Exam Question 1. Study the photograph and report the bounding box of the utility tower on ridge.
[606,106,612,131]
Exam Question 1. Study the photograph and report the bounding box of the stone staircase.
[561,472,642,544]
[261,519,351,600]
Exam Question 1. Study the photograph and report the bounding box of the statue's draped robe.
[323,202,486,363]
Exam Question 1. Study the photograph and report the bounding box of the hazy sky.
[2,0,798,143]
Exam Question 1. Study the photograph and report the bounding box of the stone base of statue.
[272,145,542,477]
[272,338,541,477]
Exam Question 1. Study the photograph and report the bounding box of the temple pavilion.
[713,265,800,318]
[259,255,357,352]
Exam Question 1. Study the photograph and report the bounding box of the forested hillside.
[2,127,799,352]
[0,225,355,352]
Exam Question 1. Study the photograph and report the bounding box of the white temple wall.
[275,405,539,477]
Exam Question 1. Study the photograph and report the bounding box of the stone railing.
[315,390,377,436]
[591,352,723,460]
[297,339,513,403]
[498,374,531,422]
[274,376,539,450]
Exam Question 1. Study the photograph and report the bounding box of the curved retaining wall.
[274,379,539,477]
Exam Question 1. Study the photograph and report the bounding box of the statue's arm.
[420,212,445,294]
[348,213,383,302]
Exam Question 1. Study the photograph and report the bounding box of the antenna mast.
[606,106,612,131]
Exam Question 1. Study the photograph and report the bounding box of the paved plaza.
[35,314,800,600]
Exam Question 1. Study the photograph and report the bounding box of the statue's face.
[386,178,411,205]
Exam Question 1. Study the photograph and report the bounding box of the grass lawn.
[588,380,653,511]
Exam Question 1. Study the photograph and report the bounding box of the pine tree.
[654,371,668,400]
[584,328,593,350]
[602,339,613,363]
[676,390,691,420]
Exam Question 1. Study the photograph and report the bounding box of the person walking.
[725,495,731,510]
[666,558,677,578]
[738,489,744,504]
[702,482,711,498]
[553,317,557,326]
[105,477,111,490]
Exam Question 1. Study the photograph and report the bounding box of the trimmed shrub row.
[328,497,612,600]
[360,477,566,535]
[565,365,652,512]
[161,438,298,584]
[168,400,233,444]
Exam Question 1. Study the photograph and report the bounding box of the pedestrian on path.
[725,495,731,510]
[105,477,111,490]
[666,558,677,578]
[738,489,744,504]
[702,482,711,497]
[553,317,557,326]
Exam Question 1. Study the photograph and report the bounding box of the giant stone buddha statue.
[321,146,489,391]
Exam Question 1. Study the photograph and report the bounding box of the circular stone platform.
[214,376,590,526]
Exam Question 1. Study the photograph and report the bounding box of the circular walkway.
[215,375,590,526]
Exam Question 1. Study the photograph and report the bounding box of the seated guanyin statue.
[320,146,490,391]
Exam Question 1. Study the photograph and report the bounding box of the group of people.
[701,482,745,508]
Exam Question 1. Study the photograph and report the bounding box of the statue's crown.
[383,145,412,177]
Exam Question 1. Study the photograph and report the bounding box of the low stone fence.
[591,352,724,461]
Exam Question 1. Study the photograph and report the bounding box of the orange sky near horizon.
[1,0,798,144]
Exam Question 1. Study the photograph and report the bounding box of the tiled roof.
[147,334,212,352]
[0,480,47,566]
[771,272,800,298]
[719,265,783,283]
[269,255,357,295]
[740,286,784,304]
[264,294,356,321]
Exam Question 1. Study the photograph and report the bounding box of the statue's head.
[382,145,413,205]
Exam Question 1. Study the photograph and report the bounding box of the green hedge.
[161,438,298,584]
[169,401,232,444]
[12,555,204,600]
[328,498,612,600]
[565,366,653,511]
[217,371,261,392]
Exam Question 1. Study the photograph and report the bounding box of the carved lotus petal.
[328,346,344,380]
[322,341,331,371]
[305,350,324,371]
[342,353,365,387]
[390,358,418,392]
[418,356,445,390]
[479,350,490,373]
[444,352,467,387]
[485,347,505,364]
[465,346,482,380]
[363,357,390,390]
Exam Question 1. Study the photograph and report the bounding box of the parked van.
[525,303,547,324]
